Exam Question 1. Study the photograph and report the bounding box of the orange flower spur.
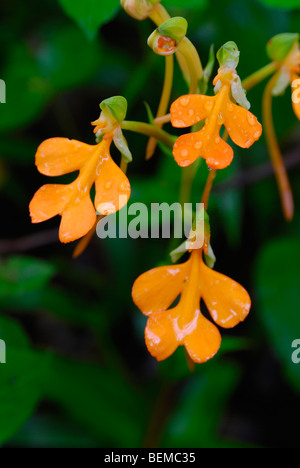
[171,42,262,170]
[132,249,251,363]
[29,97,131,243]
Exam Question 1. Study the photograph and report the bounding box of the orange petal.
[36,138,93,176]
[291,75,300,120]
[183,312,221,363]
[171,95,214,128]
[94,155,131,215]
[201,262,251,329]
[29,184,72,223]
[145,310,179,361]
[59,193,96,243]
[132,262,190,316]
[173,128,233,170]
[224,102,262,148]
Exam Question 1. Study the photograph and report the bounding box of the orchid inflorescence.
[29,0,299,365]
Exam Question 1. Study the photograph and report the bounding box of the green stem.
[121,120,175,148]
[242,62,277,91]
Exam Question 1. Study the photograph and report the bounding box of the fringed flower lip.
[29,96,131,244]
[132,249,251,364]
[171,72,262,170]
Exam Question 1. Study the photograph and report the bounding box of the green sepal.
[266,33,299,63]
[113,127,133,163]
[100,96,128,124]
[148,17,187,56]
[157,17,187,44]
[217,41,240,69]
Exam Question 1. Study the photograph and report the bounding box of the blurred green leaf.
[257,0,300,8]
[163,0,208,9]
[0,316,50,444]
[43,355,146,447]
[57,0,120,39]
[255,236,300,391]
[0,25,100,132]
[161,361,240,447]
[0,256,56,310]
[36,25,100,91]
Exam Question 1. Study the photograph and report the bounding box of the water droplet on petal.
[181,159,191,166]
[227,102,234,112]
[205,100,214,111]
[188,109,194,116]
[97,202,116,215]
[254,130,261,138]
[194,141,202,149]
[180,97,190,106]
[96,163,102,176]
[181,149,189,157]
[105,180,113,189]
[247,114,256,126]
[217,112,224,125]
[215,136,220,143]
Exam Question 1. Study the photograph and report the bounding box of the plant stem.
[201,169,217,210]
[146,54,174,160]
[262,72,294,221]
[121,120,175,148]
[242,62,277,91]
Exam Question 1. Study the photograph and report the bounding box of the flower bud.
[267,33,299,63]
[147,17,188,56]
[217,41,240,69]
[121,0,161,21]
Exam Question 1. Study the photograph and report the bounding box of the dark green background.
[0,0,300,448]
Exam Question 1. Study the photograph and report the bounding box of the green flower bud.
[100,96,128,124]
[267,33,299,63]
[217,41,240,69]
[147,17,188,56]
[121,0,161,21]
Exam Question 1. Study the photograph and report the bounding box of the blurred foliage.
[0,0,300,449]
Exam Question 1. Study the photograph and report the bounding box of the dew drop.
[105,180,113,189]
[215,136,220,143]
[188,109,195,116]
[247,114,256,126]
[217,112,224,125]
[180,97,190,106]
[194,141,202,149]
[205,100,213,111]
[227,102,234,112]
[254,131,261,138]
[181,159,191,166]
[97,202,116,215]
[96,163,102,176]
[181,149,189,157]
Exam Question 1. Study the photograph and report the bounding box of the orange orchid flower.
[170,71,262,170]
[30,99,131,243]
[132,249,251,363]
[266,33,300,120]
